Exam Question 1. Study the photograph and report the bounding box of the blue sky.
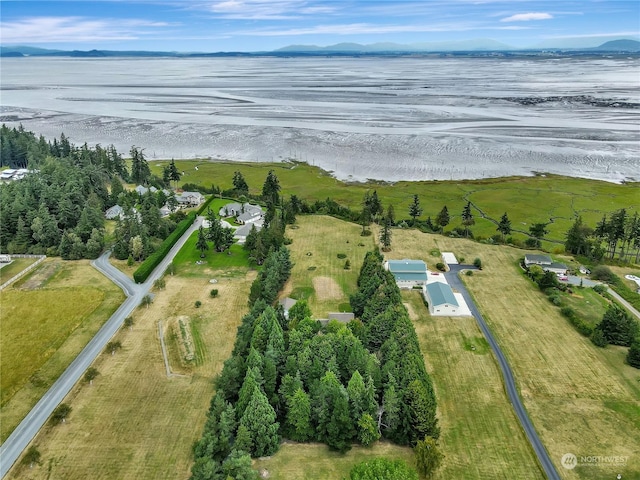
[1,1,639,51]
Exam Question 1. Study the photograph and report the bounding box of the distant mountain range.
[1,39,639,58]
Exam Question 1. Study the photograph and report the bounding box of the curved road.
[445,265,561,480]
[0,217,203,478]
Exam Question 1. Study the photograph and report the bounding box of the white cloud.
[203,0,336,19]
[501,12,553,22]
[0,16,170,43]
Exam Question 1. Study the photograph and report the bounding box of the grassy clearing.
[283,216,376,317]
[560,287,610,329]
[403,290,544,479]
[172,230,251,277]
[253,442,415,480]
[0,257,38,283]
[150,160,638,246]
[7,250,256,479]
[0,259,124,442]
[382,227,640,479]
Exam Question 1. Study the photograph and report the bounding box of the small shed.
[279,297,297,320]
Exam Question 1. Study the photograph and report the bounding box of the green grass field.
[382,228,640,480]
[0,258,39,283]
[0,259,124,442]
[172,230,251,277]
[151,159,639,249]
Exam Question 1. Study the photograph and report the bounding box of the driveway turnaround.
[445,265,561,480]
[0,217,203,478]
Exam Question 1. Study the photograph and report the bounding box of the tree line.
[190,248,440,479]
[0,125,185,261]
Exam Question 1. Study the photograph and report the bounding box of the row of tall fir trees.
[190,248,439,480]
[0,125,184,260]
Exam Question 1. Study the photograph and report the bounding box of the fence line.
[0,255,46,290]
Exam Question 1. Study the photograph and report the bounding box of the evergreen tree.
[379,219,392,251]
[233,171,249,195]
[595,304,638,347]
[408,194,422,225]
[461,201,475,237]
[239,386,280,457]
[262,170,281,206]
[130,146,150,184]
[496,212,512,242]
[627,339,640,369]
[285,387,313,442]
[435,206,450,233]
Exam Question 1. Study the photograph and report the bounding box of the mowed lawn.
[253,442,415,480]
[8,255,255,479]
[402,290,544,479]
[0,259,124,442]
[384,227,640,480]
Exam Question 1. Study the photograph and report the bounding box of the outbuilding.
[423,282,459,316]
[385,259,428,288]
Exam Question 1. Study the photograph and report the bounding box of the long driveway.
[445,265,561,480]
[0,217,203,478]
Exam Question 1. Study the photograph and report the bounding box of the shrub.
[435,262,446,272]
[593,284,607,294]
[429,249,440,257]
[591,265,615,282]
[590,329,607,347]
[195,300,202,308]
[560,306,575,319]
[210,289,219,298]
[473,258,482,269]
[344,260,351,270]
[465,270,473,276]
[337,253,347,259]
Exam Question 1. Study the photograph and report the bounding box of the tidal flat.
[1,56,638,182]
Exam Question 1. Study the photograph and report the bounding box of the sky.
[1,0,639,51]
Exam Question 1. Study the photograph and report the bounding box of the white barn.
[423,282,459,316]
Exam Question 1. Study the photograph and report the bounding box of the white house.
[545,262,568,275]
[385,259,428,288]
[219,202,264,224]
[105,205,124,220]
[177,191,205,206]
[524,254,552,268]
[423,282,459,316]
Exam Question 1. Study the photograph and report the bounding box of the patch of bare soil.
[17,259,58,290]
[404,302,419,321]
[312,276,342,300]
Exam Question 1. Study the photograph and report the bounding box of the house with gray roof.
[524,254,552,267]
[105,204,124,220]
[177,191,205,206]
[219,202,264,224]
[385,259,428,288]
[423,282,459,316]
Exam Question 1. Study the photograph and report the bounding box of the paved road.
[445,265,561,480]
[607,287,640,321]
[0,217,203,478]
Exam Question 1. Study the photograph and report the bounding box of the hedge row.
[133,211,197,283]
[560,306,593,336]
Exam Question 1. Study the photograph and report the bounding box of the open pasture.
[385,227,640,479]
[8,263,255,480]
[0,259,124,442]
